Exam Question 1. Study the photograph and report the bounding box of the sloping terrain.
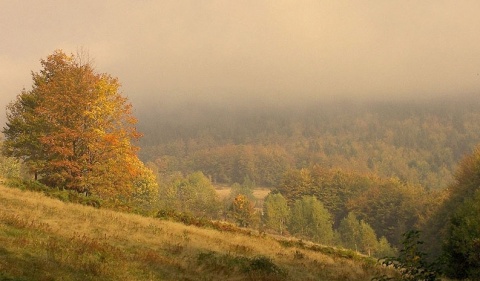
[0,184,392,281]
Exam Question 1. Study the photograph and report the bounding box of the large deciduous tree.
[2,50,157,200]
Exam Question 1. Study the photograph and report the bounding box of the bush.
[197,252,286,280]
[246,256,284,276]
[372,230,439,281]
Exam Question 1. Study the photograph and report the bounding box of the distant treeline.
[138,95,480,189]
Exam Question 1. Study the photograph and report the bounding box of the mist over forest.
[136,94,480,190]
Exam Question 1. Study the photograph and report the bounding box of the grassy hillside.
[0,184,394,281]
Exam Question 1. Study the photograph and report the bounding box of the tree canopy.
[263,193,289,235]
[275,166,438,248]
[157,171,220,218]
[138,97,480,189]
[438,145,480,279]
[2,50,157,200]
[288,195,334,245]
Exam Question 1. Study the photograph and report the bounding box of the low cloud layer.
[2,1,480,126]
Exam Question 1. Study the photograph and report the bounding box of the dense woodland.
[138,96,480,190]
[135,96,480,278]
[2,51,480,279]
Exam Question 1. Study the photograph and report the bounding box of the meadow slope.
[0,184,392,281]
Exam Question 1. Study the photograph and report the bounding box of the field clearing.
[215,185,271,200]
[0,184,393,280]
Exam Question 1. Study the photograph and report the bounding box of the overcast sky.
[2,1,480,126]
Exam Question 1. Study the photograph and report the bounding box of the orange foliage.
[3,50,156,201]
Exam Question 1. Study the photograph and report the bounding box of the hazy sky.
[2,1,480,126]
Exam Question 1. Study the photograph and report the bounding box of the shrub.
[372,230,439,281]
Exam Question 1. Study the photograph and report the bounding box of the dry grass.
[214,187,232,200]
[215,185,271,201]
[0,184,392,280]
[253,188,271,200]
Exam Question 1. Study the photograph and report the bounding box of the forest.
[138,96,480,190]
[134,95,480,278]
[2,50,480,279]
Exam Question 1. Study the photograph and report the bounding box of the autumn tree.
[227,176,256,203]
[229,194,256,227]
[278,168,313,205]
[2,50,157,201]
